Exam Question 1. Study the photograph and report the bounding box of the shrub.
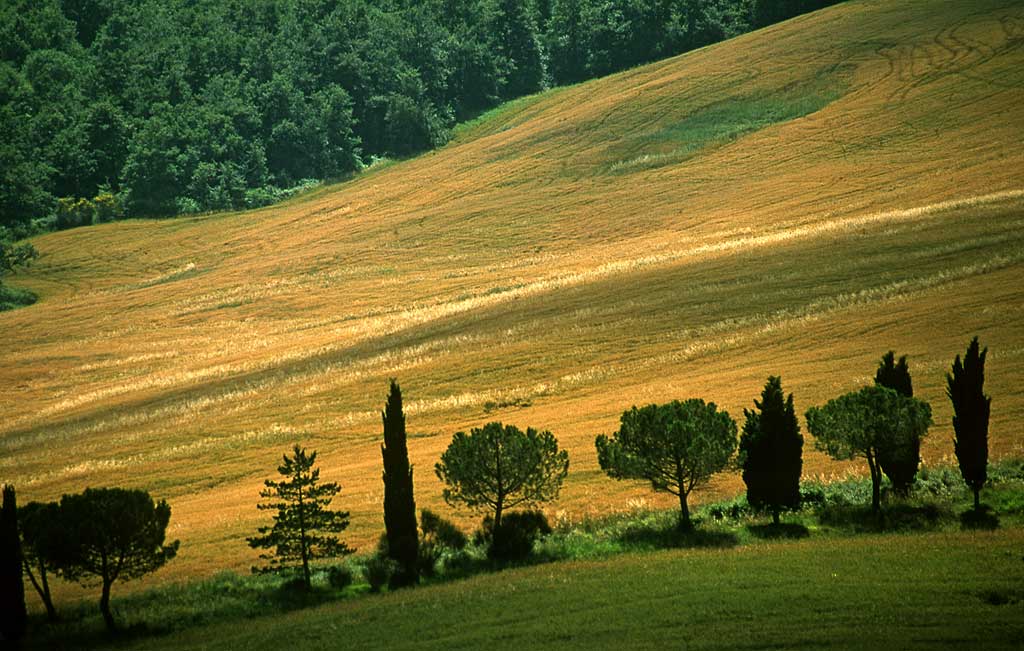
[476,510,552,562]
[363,556,396,593]
[326,565,353,590]
[419,508,467,577]
[55,197,94,229]
[91,192,124,224]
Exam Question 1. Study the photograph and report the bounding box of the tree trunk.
[39,562,56,621]
[100,579,115,632]
[678,491,691,530]
[23,558,57,621]
[867,452,881,514]
[493,501,503,533]
[298,488,310,591]
[772,508,780,526]
[974,486,981,511]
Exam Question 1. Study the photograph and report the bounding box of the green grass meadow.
[24,464,1024,650]
[97,529,1024,651]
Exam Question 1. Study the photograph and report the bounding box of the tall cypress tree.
[381,379,418,587]
[0,485,28,643]
[947,337,991,510]
[739,376,803,524]
[874,351,920,495]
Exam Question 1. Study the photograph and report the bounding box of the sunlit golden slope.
[2,0,1024,592]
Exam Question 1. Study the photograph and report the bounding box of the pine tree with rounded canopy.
[50,488,178,632]
[739,377,803,525]
[596,399,737,530]
[806,385,932,513]
[435,422,568,534]
[947,337,991,510]
[248,445,352,590]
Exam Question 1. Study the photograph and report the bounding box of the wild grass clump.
[0,283,36,311]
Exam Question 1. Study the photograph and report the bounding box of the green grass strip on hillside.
[607,72,849,175]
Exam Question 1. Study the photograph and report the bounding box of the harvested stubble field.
[2,0,1024,602]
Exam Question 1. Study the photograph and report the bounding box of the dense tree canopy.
[947,337,991,510]
[806,386,932,513]
[1,0,843,228]
[435,421,569,532]
[381,379,418,588]
[51,487,179,632]
[596,399,737,529]
[874,351,920,495]
[739,376,802,524]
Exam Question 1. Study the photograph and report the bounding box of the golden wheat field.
[2,0,1024,600]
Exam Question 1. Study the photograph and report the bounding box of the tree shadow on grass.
[960,505,1000,531]
[817,502,954,533]
[617,521,739,550]
[746,522,810,540]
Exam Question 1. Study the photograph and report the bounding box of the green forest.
[0,0,839,232]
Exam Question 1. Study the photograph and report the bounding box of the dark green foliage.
[18,501,60,621]
[52,487,179,632]
[739,376,803,524]
[325,565,354,590]
[436,421,569,532]
[0,485,27,642]
[248,445,353,592]
[874,351,920,495]
[806,385,932,513]
[363,556,397,593]
[0,237,37,273]
[752,0,845,28]
[476,510,552,562]
[947,337,991,510]
[596,399,737,529]
[419,508,467,577]
[381,379,419,588]
[488,0,547,98]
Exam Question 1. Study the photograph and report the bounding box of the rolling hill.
[2,0,1024,594]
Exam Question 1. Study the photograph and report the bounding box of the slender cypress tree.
[874,351,920,495]
[739,377,803,525]
[0,485,28,642]
[947,337,991,510]
[381,379,418,587]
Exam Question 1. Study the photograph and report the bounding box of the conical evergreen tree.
[947,337,991,510]
[248,446,352,590]
[0,485,28,642]
[874,351,920,495]
[381,379,418,587]
[739,377,803,524]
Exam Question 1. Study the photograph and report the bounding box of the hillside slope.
[2,0,1024,586]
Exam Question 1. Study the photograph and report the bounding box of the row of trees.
[597,338,991,528]
[3,336,990,636]
[246,336,993,594]
[1,0,842,227]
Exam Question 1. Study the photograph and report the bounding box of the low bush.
[475,511,552,563]
[325,565,354,590]
[419,509,467,577]
[363,556,397,593]
[0,283,36,311]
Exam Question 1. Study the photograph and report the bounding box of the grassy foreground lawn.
[118,529,1024,651]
